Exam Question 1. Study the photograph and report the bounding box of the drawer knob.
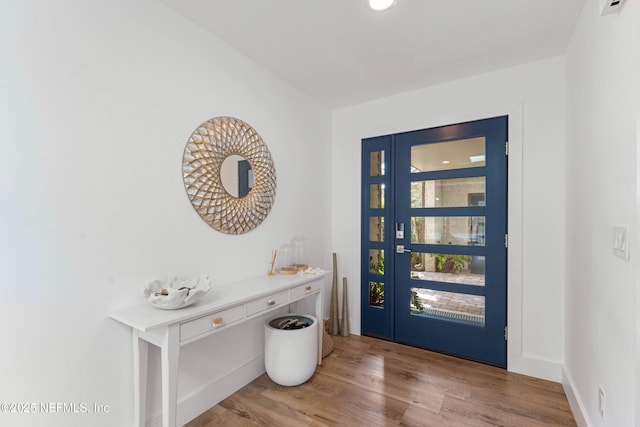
[267,299,276,306]
[305,286,312,292]
[212,317,224,326]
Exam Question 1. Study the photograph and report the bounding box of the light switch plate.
[613,225,629,260]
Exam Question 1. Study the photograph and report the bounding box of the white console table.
[109,272,328,427]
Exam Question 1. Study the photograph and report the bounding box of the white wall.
[332,56,566,381]
[564,0,639,426]
[0,1,332,426]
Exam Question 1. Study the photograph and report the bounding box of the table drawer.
[290,281,321,300]
[180,305,244,342]
[245,290,289,316]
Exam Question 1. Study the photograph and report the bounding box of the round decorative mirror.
[182,117,276,234]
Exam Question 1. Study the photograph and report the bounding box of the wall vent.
[601,0,625,16]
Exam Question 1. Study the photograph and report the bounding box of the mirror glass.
[221,155,254,198]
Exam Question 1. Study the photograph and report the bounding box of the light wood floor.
[186,335,576,426]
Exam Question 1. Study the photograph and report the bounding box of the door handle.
[396,245,412,254]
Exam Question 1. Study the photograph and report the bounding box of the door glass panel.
[411,177,485,208]
[410,287,485,325]
[369,282,384,307]
[411,137,485,172]
[370,184,384,209]
[370,150,385,176]
[410,252,485,286]
[369,216,384,242]
[411,216,485,246]
[369,249,384,275]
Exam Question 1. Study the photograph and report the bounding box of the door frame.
[359,107,525,372]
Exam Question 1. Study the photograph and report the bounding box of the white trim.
[501,104,566,383]
[562,366,592,427]
[505,103,525,373]
[508,353,562,382]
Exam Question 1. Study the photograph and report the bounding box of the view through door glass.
[408,138,487,325]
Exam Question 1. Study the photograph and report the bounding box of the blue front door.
[361,116,508,367]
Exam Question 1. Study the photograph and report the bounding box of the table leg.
[161,324,180,427]
[132,330,148,427]
[315,291,323,365]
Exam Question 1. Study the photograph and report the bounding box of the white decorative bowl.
[142,275,212,310]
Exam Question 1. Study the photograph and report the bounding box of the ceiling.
[159,0,586,109]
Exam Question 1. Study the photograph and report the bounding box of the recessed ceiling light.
[369,0,397,11]
[441,160,450,164]
[469,155,486,163]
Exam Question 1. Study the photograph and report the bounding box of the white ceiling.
[159,0,586,109]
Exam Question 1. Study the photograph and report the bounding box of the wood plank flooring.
[186,335,576,426]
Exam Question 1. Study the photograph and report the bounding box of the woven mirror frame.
[182,117,276,234]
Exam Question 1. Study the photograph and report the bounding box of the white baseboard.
[146,355,265,427]
[562,367,591,427]
[507,353,563,382]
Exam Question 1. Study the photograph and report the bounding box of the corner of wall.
[562,366,592,427]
